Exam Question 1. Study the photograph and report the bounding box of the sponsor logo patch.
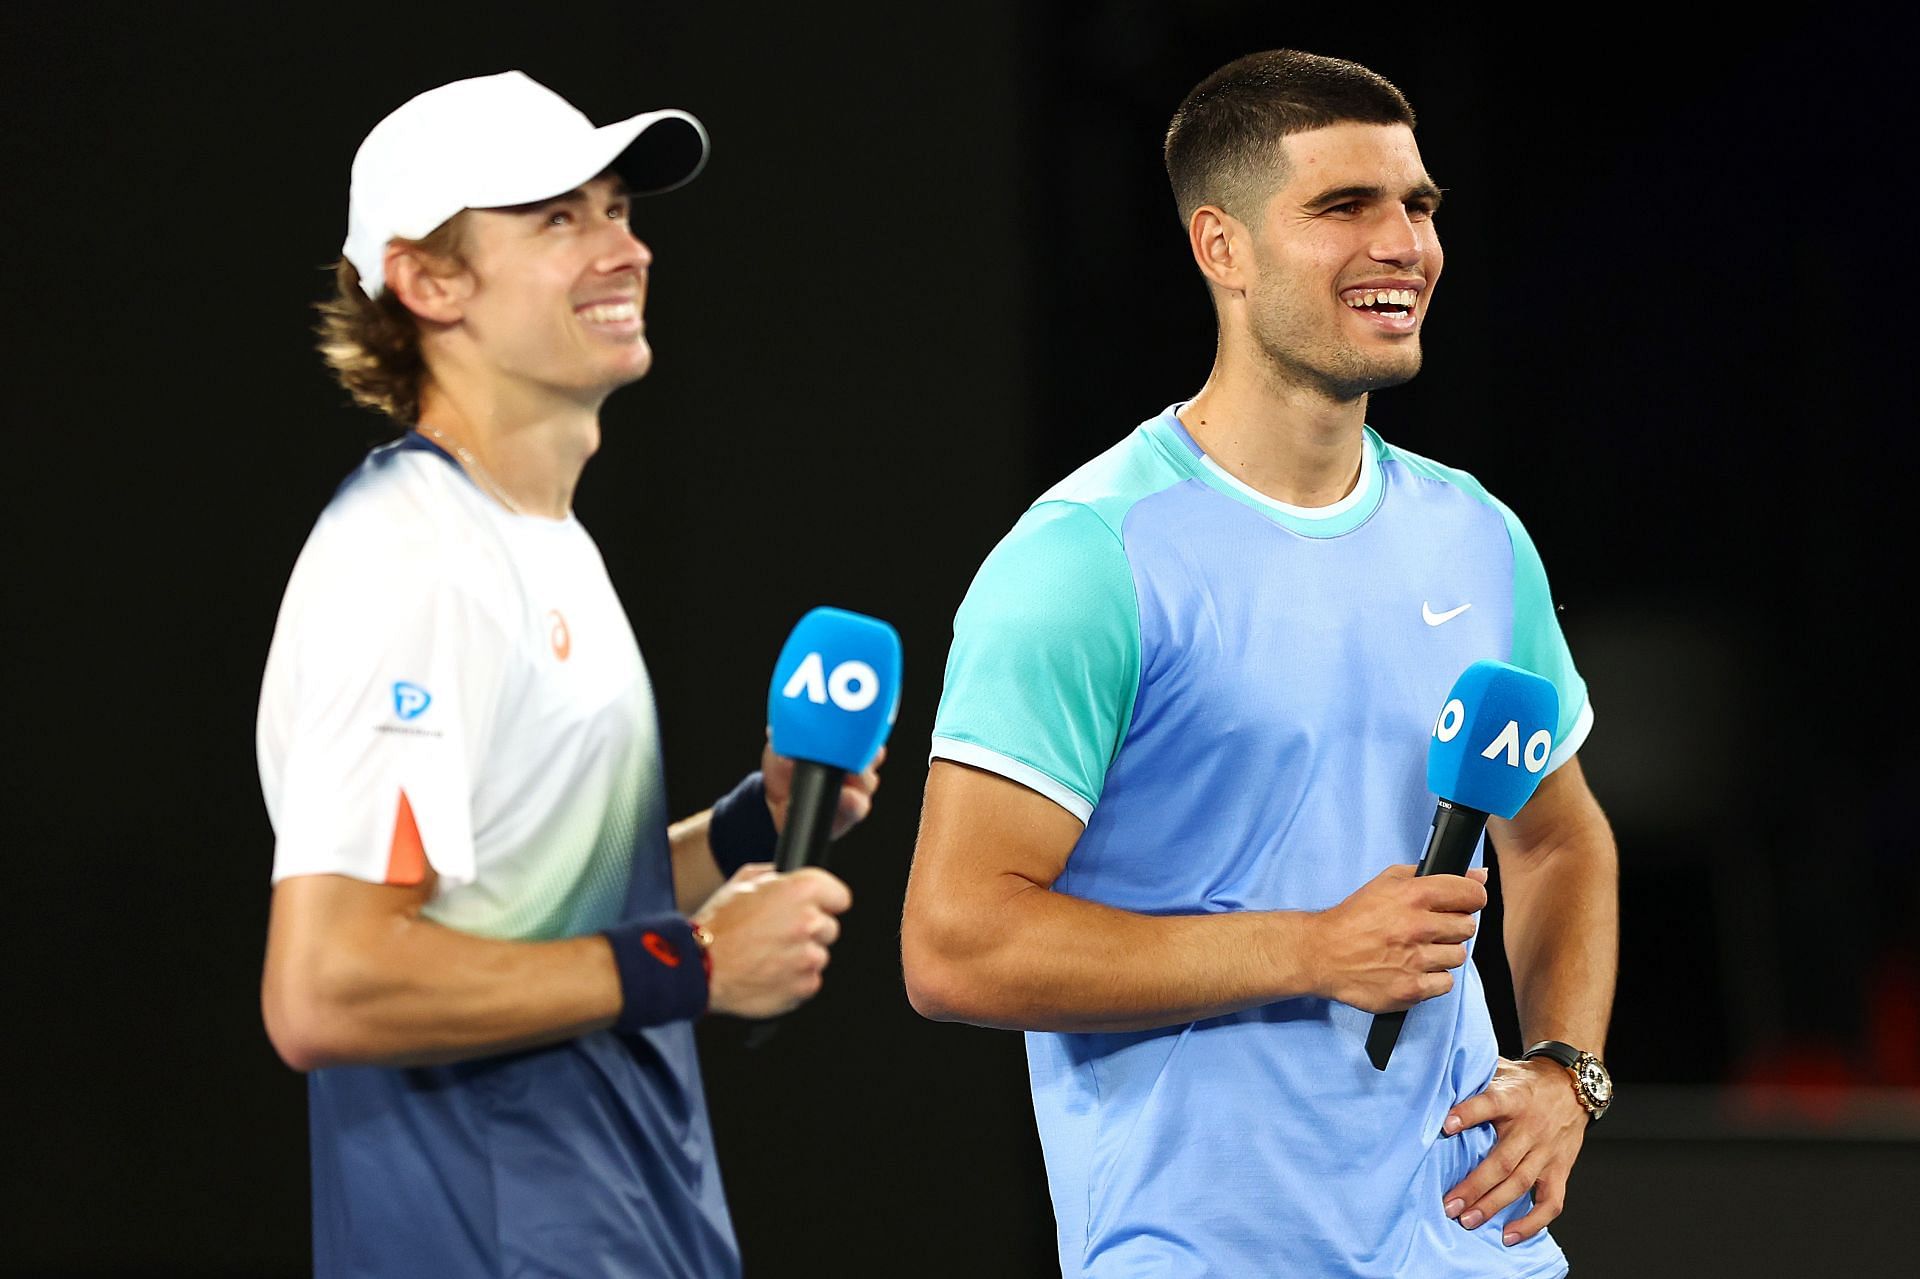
[392,682,432,720]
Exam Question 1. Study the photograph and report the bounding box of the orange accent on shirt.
[386,789,428,886]
[547,609,572,661]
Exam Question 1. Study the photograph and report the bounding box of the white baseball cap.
[343,70,709,297]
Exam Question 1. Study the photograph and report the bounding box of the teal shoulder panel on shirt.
[1035,421,1191,533]
[1381,441,1590,752]
[934,431,1184,816]
[1493,496,1589,751]
[934,501,1143,818]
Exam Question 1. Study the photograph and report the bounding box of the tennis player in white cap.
[257,71,878,1278]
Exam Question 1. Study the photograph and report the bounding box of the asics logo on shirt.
[547,610,572,661]
[1422,601,1472,627]
[392,682,432,720]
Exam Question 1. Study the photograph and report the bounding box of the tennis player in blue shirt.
[903,50,1617,1278]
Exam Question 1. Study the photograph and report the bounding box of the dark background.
[5,4,1914,1274]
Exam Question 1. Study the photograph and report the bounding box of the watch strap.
[1523,1039,1610,1121]
[1522,1039,1580,1069]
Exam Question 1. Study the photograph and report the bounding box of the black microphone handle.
[748,759,846,1049]
[1364,798,1490,1071]
[774,760,846,874]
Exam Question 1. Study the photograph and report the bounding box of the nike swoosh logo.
[1423,601,1472,626]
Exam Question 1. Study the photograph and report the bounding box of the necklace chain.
[419,425,523,515]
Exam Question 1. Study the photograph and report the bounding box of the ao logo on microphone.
[768,607,903,775]
[1433,698,1552,774]
[781,652,880,713]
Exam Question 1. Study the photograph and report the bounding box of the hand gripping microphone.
[1365,660,1560,1071]
[745,608,900,1049]
[766,606,903,873]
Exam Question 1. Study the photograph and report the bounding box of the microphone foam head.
[767,607,903,772]
[1427,659,1561,819]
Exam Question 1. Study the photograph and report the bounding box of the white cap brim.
[343,74,709,297]
[455,108,710,212]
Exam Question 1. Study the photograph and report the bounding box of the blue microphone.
[766,607,902,873]
[1366,660,1560,1070]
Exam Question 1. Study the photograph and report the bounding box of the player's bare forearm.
[263,872,623,1070]
[909,877,1322,1032]
[1488,757,1618,1051]
[668,810,726,915]
[902,761,1322,1032]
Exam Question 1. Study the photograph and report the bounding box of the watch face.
[1576,1057,1612,1107]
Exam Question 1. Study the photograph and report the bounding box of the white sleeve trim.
[928,736,1092,825]
[1546,698,1595,775]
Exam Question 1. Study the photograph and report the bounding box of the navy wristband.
[602,914,709,1029]
[708,771,777,876]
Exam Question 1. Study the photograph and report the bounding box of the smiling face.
[1237,122,1442,401]
[446,173,655,401]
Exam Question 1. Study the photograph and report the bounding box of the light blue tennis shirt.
[931,406,1591,1278]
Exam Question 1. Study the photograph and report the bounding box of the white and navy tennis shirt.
[258,434,737,1278]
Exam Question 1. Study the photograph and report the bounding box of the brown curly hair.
[313,215,470,425]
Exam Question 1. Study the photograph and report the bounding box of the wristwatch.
[1522,1040,1613,1121]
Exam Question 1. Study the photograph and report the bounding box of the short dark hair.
[1164,50,1415,226]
